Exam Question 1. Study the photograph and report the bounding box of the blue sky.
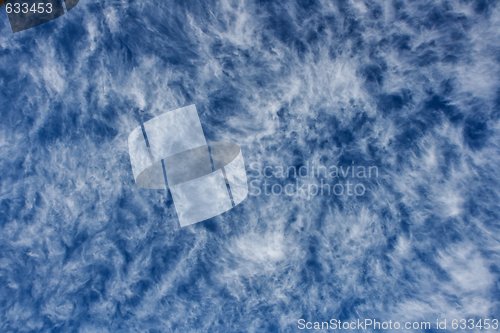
[0,0,499,332]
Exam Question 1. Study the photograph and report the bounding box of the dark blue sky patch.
[463,116,489,150]
[424,94,463,123]
[377,90,413,114]
[360,63,385,88]
[36,106,78,144]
